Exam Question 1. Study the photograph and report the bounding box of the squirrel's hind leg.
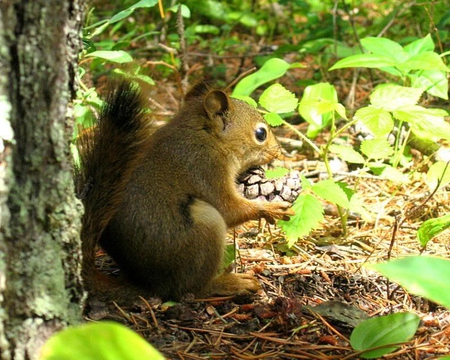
[189,200,261,297]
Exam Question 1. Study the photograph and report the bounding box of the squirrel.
[77,80,294,303]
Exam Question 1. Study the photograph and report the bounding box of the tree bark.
[0,1,85,359]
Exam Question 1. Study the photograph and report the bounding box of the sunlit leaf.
[380,166,409,184]
[361,37,408,62]
[417,213,450,247]
[265,167,290,179]
[360,139,394,160]
[394,106,450,141]
[40,322,165,360]
[403,34,434,56]
[264,112,284,126]
[85,50,133,63]
[409,70,449,100]
[259,84,298,113]
[109,0,159,23]
[354,106,393,137]
[329,54,398,71]
[233,58,303,96]
[371,256,450,308]
[312,179,350,208]
[370,84,423,111]
[329,144,365,164]
[426,161,450,190]
[350,312,420,359]
[298,83,337,138]
[401,52,449,72]
[279,194,324,247]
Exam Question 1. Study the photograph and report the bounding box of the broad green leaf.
[371,256,450,308]
[360,139,394,160]
[409,70,449,100]
[167,4,191,18]
[109,0,158,23]
[370,84,423,111]
[329,144,365,164]
[329,54,398,71]
[312,179,350,208]
[350,312,420,359]
[233,58,304,96]
[300,175,313,190]
[394,106,450,141]
[194,24,220,35]
[85,50,133,63]
[426,161,450,190]
[299,83,337,138]
[400,52,450,72]
[354,106,393,137]
[40,322,165,360]
[380,166,409,184]
[417,213,450,247]
[279,194,324,247]
[361,37,408,62]
[264,112,284,126]
[403,34,435,56]
[259,84,298,113]
[265,167,290,179]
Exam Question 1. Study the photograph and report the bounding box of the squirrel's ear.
[185,82,211,101]
[203,90,230,122]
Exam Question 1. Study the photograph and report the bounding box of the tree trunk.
[0,1,85,359]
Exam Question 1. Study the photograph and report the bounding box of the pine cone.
[237,167,301,203]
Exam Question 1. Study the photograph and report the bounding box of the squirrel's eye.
[255,127,267,143]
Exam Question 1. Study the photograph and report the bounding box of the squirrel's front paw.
[261,201,294,223]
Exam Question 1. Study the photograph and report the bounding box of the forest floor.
[86,40,450,359]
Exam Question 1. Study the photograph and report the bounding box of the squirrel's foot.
[209,273,261,296]
[261,201,295,223]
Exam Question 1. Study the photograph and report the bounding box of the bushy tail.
[76,80,152,300]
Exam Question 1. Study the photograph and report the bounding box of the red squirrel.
[77,80,294,302]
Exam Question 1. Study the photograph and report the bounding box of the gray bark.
[0,1,85,359]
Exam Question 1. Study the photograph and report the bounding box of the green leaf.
[85,50,133,63]
[312,179,350,208]
[354,106,394,137]
[300,175,313,190]
[360,139,394,160]
[167,4,191,18]
[329,144,365,164]
[109,0,158,24]
[409,70,449,100]
[279,194,324,247]
[401,52,450,72]
[371,256,450,308]
[403,34,435,56]
[350,312,420,359]
[360,37,408,62]
[380,166,409,184]
[298,83,337,138]
[426,161,450,190]
[394,106,450,141]
[40,322,165,360]
[259,84,298,113]
[417,213,450,247]
[265,167,290,179]
[232,58,303,96]
[370,84,423,111]
[264,112,284,127]
[329,54,398,71]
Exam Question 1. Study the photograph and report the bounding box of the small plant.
[330,34,449,100]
